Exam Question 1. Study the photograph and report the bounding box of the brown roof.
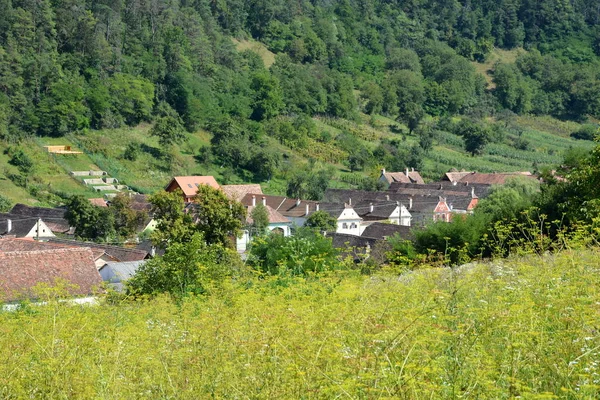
[457,172,533,185]
[382,169,425,185]
[246,205,291,224]
[221,185,263,202]
[167,176,220,197]
[442,171,473,182]
[0,247,102,302]
[362,223,413,240]
[240,194,320,218]
[89,198,108,207]
[0,238,74,252]
[47,238,148,262]
[382,172,411,184]
[7,204,71,234]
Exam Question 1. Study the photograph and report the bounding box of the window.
[195,183,200,187]
[342,223,348,229]
[188,184,193,188]
[350,223,357,229]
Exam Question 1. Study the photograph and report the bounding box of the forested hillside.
[1,0,600,201]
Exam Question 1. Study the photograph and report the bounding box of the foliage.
[249,203,269,236]
[571,124,598,141]
[192,184,245,248]
[248,228,338,276]
[150,116,186,148]
[108,193,148,239]
[127,233,235,298]
[148,190,195,248]
[0,194,12,212]
[65,195,115,242]
[304,210,337,232]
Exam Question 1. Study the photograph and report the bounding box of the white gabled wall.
[336,207,362,236]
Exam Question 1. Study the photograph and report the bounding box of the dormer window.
[188,184,193,188]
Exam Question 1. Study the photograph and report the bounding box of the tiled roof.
[0,247,102,302]
[456,172,534,185]
[443,171,473,182]
[47,238,148,262]
[240,194,320,218]
[222,185,263,202]
[388,182,492,198]
[353,202,399,220]
[246,205,290,224]
[361,223,413,240]
[0,216,39,237]
[382,172,411,184]
[0,238,72,252]
[7,204,71,234]
[89,198,108,207]
[329,232,378,252]
[10,204,67,219]
[167,176,220,197]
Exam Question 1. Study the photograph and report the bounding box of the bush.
[570,124,598,141]
[0,194,12,212]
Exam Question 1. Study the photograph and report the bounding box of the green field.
[2,248,600,398]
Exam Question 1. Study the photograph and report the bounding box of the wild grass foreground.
[2,249,600,398]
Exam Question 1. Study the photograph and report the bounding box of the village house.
[379,168,425,187]
[0,216,56,239]
[0,238,102,302]
[8,204,72,234]
[165,176,220,202]
[237,196,292,252]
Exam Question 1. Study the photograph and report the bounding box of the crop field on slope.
[2,249,600,398]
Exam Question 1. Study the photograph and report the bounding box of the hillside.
[1,0,600,206]
[2,249,600,397]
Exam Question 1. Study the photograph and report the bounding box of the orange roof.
[168,176,220,197]
[89,198,108,207]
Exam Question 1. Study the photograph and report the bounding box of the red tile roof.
[246,205,291,224]
[0,247,102,302]
[457,172,533,185]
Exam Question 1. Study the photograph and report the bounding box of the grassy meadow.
[2,249,600,398]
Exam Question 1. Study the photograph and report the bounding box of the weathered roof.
[0,247,102,302]
[246,205,291,224]
[381,169,425,185]
[167,176,220,197]
[7,204,71,234]
[329,232,378,252]
[0,238,71,252]
[240,194,320,218]
[222,185,263,202]
[456,172,534,185]
[0,216,39,237]
[442,171,473,182]
[361,223,413,240]
[88,198,108,207]
[388,182,492,198]
[47,238,148,262]
[353,202,400,220]
[10,204,67,219]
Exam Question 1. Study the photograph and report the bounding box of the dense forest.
[1,0,600,183]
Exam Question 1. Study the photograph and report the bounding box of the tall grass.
[2,250,600,398]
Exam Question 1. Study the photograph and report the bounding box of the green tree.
[127,233,234,298]
[305,210,337,232]
[149,190,195,248]
[65,195,116,241]
[193,184,245,248]
[250,203,269,236]
[456,119,491,156]
[250,71,284,121]
[109,193,148,239]
[0,194,12,212]
[150,115,186,148]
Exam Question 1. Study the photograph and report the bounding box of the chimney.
[151,245,156,257]
[381,168,386,175]
[252,195,256,206]
[471,187,475,198]
[409,197,413,209]
[7,218,11,233]
[386,194,390,201]
[412,167,415,172]
[406,168,409,177]
[305,204,310,215]
[349,198,352,205]
[262,197,266,206]
[296,198,301,207]
[369,203,374,213]
[316,203,320,211]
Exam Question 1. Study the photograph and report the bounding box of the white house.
[326,205,362,236]
[237,196,293,252]
[0,217,56,239]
